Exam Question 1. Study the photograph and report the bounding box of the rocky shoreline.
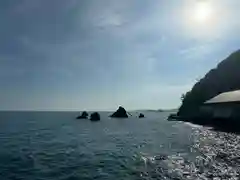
[168,114,240,134]
[141,126,240,180]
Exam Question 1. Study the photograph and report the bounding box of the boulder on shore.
[90,112,100,121]
[110,106,128,118]
[139,113,145,118]
[76,111,88,119]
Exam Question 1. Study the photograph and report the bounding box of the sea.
[0,111,240,180]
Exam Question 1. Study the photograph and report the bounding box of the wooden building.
[200,90,240,120]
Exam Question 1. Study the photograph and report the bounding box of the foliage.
[178,49,240,116]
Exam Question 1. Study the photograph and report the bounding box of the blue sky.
[0,0,240,111]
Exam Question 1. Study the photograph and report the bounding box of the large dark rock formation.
[178,49,240,117]
[90,112,100,121]
[76,111,88,119]
[139,113,145,118]
[110,106,128,118]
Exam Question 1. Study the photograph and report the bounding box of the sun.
[183,0,219,38]
[194,1,212,23]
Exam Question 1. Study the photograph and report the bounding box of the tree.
[181,91,191,102]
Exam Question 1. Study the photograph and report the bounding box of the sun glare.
[182,0,219,40]
[194,2,212,23]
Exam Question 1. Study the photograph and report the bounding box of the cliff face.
[178,49,240,116]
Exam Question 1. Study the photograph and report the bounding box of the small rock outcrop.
[76,111,88,119]
[90,112,100,121]
[110,106,128,118]
[139,113,145,118]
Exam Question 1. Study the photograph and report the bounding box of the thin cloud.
[179,43,221,60]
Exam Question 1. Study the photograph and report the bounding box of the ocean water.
[0,111,240,180]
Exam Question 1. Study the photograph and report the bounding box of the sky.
[0,0,240,111]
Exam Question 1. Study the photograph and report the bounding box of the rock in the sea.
[76,111,88,119]
[110,106,128,118]
[139,113,145,118]
[90,112,100,121]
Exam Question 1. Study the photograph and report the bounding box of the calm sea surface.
[0,111,239,180]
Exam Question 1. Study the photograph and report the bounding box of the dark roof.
[205,90,240,104]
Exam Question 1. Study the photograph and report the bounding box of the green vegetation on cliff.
[178,49,240,116]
